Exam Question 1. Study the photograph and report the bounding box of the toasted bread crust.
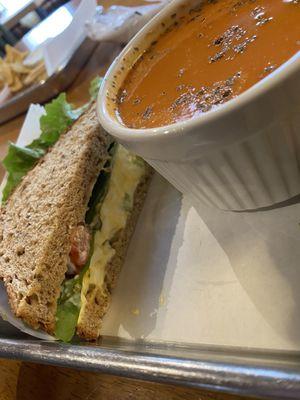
[76,166,153,340]
[0,103,112,333]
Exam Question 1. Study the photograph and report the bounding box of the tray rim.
[1,335,300,399]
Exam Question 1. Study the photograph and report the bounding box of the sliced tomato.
[69,225,91,273]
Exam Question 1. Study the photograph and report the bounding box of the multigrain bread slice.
[76,166,153,340]
[0,103,112,334]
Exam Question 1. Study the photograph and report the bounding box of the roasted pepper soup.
[116,0,300,129]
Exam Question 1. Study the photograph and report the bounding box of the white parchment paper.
[101,178,300,351]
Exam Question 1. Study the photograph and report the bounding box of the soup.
[116,0,300,129]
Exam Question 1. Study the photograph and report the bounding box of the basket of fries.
[0,37,98,124]
[0,45,47,95]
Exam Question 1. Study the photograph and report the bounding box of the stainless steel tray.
[1,318,300,399]
[0,37,97,124]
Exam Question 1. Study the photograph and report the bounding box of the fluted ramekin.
[97,0,300,211]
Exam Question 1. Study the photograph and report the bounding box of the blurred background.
[0,0,72,55]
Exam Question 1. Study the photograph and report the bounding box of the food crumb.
[159,292,166,306]
[150,309,158,317]
[131,308,140,316]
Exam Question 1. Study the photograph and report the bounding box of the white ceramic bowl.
[97,0,300,211]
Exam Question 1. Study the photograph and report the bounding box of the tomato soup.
[116,0,300,129]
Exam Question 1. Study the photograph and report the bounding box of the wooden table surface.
[0,358,261,400]
[0,3,262,399]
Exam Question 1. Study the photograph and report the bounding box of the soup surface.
[116,0,300,129]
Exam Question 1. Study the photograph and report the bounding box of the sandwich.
[0,86,152,341]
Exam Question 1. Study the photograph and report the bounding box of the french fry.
[10,62,31,75]
[23,61,46,86]
[0,59,14,85]
[10,73,23,93]
[5,45,28,63]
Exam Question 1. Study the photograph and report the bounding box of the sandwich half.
[0,103,152,341]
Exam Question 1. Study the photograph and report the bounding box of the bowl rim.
[97,0,300,143]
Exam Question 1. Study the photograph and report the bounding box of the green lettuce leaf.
[69,76,103,117]
[28,93,78,152]
[89,75,103,100]
[2,144,43,202]
[55,233,96,342]
[55,276,82,342]
[85,143,115,225]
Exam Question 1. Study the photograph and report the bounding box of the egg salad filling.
[78,144,146,323]
[55,144,146,342]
